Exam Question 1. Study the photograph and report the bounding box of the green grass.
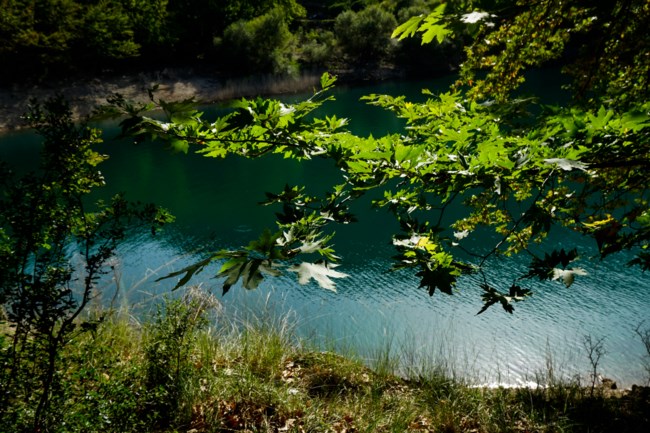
[1,288,649,432]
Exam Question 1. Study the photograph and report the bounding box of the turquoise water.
[1,76,648,388]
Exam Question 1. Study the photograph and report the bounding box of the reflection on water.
[1,76,648,388]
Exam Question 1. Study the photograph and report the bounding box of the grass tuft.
[1,286,649,432]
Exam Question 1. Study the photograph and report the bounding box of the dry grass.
[2,291,649,432]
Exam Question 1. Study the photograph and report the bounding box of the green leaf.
[220,258,247,295]
[620,109,650,132]
[420,13,452,44]
[168,138,189,154]
[320,72,337,90]
[219,258,245,275]
[217,255,282,295]
[157,256,213,290]
[587,106,614,130]
[202,145,228,158]
[247,229,281,255]
[391,4,450,45]
[391,15,425,40]
[241,259,263,289]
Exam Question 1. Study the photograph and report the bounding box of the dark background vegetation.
[0,0,467,84]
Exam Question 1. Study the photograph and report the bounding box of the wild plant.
[582,334,607,397]
[0,96,171,432]
[634,322,650,385]
[143,286,218,426]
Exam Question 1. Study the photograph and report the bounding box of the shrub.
[143,288,217,426]
[334,5,398,66]
[299,29,337,68]
[218,8,299,75]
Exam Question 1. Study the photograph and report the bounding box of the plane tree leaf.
[391,4,452,45]
[420,12,453,44]
[552,267,588,288]
[478,284,532,315]
[156,256,214,291]
[391,14,425,40]
[288,261,349,291]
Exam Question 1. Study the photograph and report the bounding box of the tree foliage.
[165,0,305,61]
[100,0,649,314]
[0,96,172,431]
[396,0,650,106]
[218,7,299,75]
[334,4,398,65]
[0,1,466,82]
[0,0,309,79]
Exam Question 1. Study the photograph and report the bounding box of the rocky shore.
[0,69,326,132]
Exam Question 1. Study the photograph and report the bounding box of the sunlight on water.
[1,76,648,388]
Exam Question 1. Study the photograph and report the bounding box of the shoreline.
[0,66,407,133]
[0,69,327,132]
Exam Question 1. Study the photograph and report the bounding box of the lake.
[1,74,648,388]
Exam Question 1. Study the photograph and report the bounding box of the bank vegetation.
[2,288,649,433]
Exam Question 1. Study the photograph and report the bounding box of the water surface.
[1,76,648,388]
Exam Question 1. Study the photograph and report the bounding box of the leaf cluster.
[105,63,650,314]
[101,0,650,314]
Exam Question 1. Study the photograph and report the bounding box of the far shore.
[0,69,331,132]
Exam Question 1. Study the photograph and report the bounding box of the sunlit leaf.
[461,11,491,24]
[320,72,337,90]
[420,16,452,44]
[543,158,589,171]
[552,267,588,287]
[288,262,348,291]
[391,15,425,40]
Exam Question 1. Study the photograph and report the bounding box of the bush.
[143,288,217,426]
[299,28,337,67]
[334,5,398,66]
[218,8,300,75]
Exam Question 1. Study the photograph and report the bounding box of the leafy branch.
[101,64,649,313]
